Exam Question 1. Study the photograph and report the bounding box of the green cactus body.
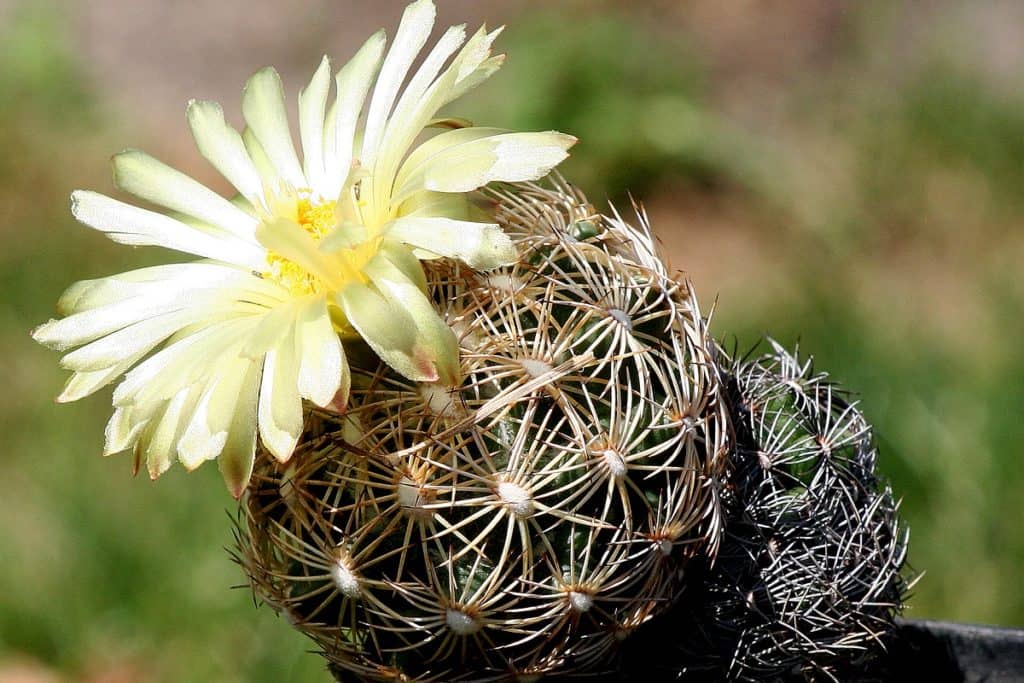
[236,179,729,681]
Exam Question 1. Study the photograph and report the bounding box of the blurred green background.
[2,0,1022,680]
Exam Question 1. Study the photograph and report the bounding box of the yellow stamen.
[265,198,339,295]
[263,194,387,311]
[296,199,337,241]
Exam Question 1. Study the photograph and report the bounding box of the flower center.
[264,198,338,295]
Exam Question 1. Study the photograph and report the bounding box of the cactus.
[622,341,910,682]
[235,179,730,681]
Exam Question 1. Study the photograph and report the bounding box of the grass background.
[2,1,1022,680]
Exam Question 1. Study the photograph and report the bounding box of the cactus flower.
[32,0,576,496]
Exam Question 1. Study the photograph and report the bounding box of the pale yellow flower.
[33,0,575,496]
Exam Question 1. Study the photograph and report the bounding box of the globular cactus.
[623,341,909,682]
[235,179,730,681]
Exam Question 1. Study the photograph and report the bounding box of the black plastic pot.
[880,619,1024,682]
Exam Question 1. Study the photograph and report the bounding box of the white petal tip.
[259,424,300,463]
[68,190,87,219]
[148,460,173,481]
[186,98,217,116]
[30,321,53,345]
[246,65,279,84]
[220,446,257,497]
[303,383,340,410]
[178,432,228,471]
[325,392,350,415]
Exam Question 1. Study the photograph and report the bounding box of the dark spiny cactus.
[622,340,910,682]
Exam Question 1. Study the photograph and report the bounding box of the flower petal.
[368,23,466,194]
[187,99,265,206]
[299,56,332,196]
[178,355,255,470]
[397,131,577,198]
[57,356,142,403]
[103,405,148,457]
[242,67,306,190]
[374,27,500,172]
[70,191,267,270]
[363,26,503,221]
[361,0,436,168]
[58,307,222,372]
[54,263,283,317]
[316,220,370,252]
[385,216,515,270]
[35,269,275,352]
[240,298,305,360]
[219,360,261,497]
[446,28,505,104]
[398,190,474,221]
[145,385,200,479]
[336,282,428,381]
[394,126,506,188]
[112,149,258,239]
[242,126,281,191]
[36,295,189,351]
[257,326,303,462]
[389,24,466,127]
[378,240,427,291]
[363,254,459,385]
[295,295,345,407]
[113,317,256,410]
[321,30,386,200]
